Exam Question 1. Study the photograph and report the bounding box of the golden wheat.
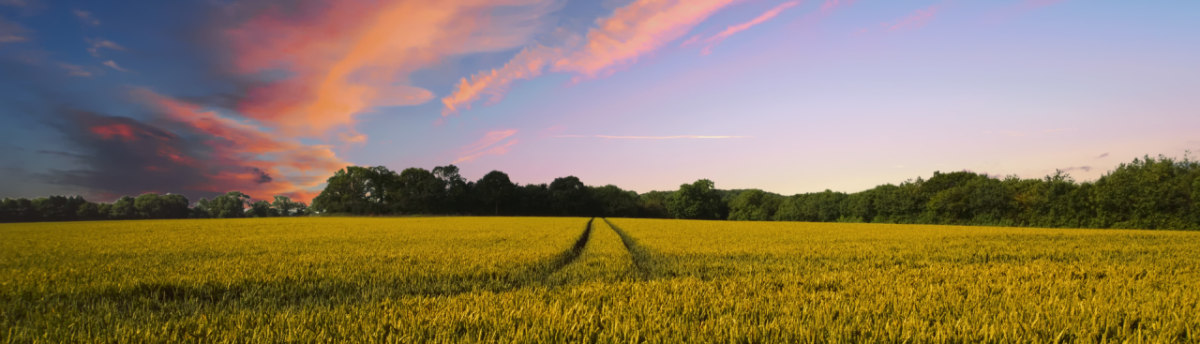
[2,217,1198,343]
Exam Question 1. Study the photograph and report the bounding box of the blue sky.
[2,0,1198,202]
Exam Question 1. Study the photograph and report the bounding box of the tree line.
[0,191,309,222]
[2,154,1198,230]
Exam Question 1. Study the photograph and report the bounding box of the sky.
[1,0,1198,204]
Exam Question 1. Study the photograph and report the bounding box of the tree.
[728,189,780,221]
[592,185,639,218]
[248,200,272,217]
[395,167,444,214]
[516,184,553,216]
[667,179,724,220]
[312,166,377,214]
[272,196,296,216]
[161,194,190,219]
[476,170,516,216]
[76,202,100,221]
[1,198,37,223]
[549,176,594,216]
[638,191,672,218]
[433,164,469,214]
[209,191,250,218]
[133,193,164,219]
[111,196,136,219]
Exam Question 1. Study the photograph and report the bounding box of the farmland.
[2,218,1199,343]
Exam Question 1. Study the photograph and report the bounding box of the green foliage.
[549,176,594,216]
[395,167,444,214]
[248,200,272,217]
[476,170,516,215]
[727,189,781,221]
[4,153,1200,229]
[592,185,640,218]
[666,179,725,220]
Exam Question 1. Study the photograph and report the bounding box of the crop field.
[2,217,1199,343]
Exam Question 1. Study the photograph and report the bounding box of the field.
[2,217,1199,343]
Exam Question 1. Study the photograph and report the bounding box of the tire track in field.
[540,217,594,277]
[65,219,598,305]
[603,218,673,280]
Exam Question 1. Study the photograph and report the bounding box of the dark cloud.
[34,110,221,201]
[1097,153,1108,159]
[251,167,273,184]
[36,150,86,159]
[1060,166,1092,173]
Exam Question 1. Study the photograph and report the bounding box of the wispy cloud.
[73,9,100,26]
[132,88,349,203]
[883,3,944,31]
[1041,128,1074,133]
[0,16,30,43]
[103,60,130,72]
[697,1,800,55]
[86,38,124,57]
[58,63,92,77]
[1060,166,1091,173]
[226,0,555,139]
[1096,153,1108,159]
[554,134,752,139]
[441,45,561,116]
[444,0,745,115]
[553,0,743,79]
[454,130,519,163]
[987,0,1069,23]
[819,0,861,14]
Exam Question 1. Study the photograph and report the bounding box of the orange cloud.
[454,129,519,163]
[441,45,561,116]
[227,0,553,140]
[134,88,349,203]
[699,1,800,55]
[552,0,744,79]
[444,0,748,114]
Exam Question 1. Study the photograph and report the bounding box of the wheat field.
[2,217,1198,343]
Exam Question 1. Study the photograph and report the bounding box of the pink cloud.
[552,0,745,79]
[133,88,349,203]
[986,0,1069,24]
[884,3,943,31]
[820,0,857,14]
[444,0,746,114]
[226,0,555,140]
[699,1,800,55]
[455,130,519,163]
[441,45,562,116]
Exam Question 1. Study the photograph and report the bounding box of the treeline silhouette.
[2,154,1198,230]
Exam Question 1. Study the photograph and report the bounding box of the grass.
[2,217,1199,343]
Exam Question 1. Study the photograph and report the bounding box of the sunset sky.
[1,0,1197,203]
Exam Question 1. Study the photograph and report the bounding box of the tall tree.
[110,196,136,220]
[667,179,724,220]
[272,196,296,216]
[395,167,443,214]
[549,176,593,216]
[476,170,515,216]
[728,189,780,221]
[433,164,470,213]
